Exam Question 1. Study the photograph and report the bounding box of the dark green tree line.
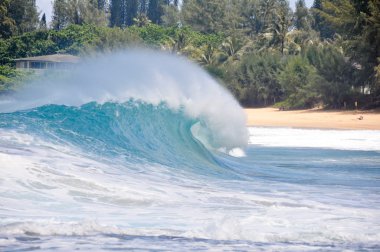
[1,0,379,109]
[0,0,38,38]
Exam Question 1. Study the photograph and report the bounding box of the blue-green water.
[0,51,379,251]
[0,102,379,251]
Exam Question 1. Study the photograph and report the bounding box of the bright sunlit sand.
[246,107,380,130]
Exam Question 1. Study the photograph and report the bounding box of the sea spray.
[0,50,247,150]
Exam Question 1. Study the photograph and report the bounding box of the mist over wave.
[0,50,247,150]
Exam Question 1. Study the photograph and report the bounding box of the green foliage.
[226,51,284,107]
[358,0,380,100]
[204,65,225,80]
[161,4,180,27]
[305,44,356,108]
[311,0,334,38]
[1,0,379,109]
[0,25,142,65]
[317,0,380,107]
[147,0,165,24]
[0,0,37,38]
[269,0,292,55]
[277,56,320,109]
[238,0,262,36]
[110,0,122,27]
[181,0,241,34]
[126,0,139,26]
[0,65,32,92]
[108,0,169,27]
[0,31,57,65]
[130,24,169,46]
[52,0,108,29]
[40,13,47,30]
[318,0,360,37]
[96,0,107,10]
[52,0,69,30]
[0,0,16,39]
[294,0,312,31]
[50,25,101,54]
[8,0,39,34]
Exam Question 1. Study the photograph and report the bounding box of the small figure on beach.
[358,115,363,120]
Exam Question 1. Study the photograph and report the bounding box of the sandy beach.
[245,107,380,130]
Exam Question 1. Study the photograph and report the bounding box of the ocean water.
[0,51,379,251]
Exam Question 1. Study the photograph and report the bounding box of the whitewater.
[0,51,379,251]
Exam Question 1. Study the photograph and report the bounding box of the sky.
[290,0,314,10]
[36,0,314,24]
[36,0,53,23]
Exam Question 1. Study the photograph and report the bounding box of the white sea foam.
[1,129,379,248]
[249,127,380,151]
[0,50,247,149]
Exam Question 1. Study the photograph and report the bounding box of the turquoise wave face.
[0,101,233,177]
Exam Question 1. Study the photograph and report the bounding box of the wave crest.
[0,50,247,149]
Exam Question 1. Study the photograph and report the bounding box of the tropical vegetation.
[0,0,379,109]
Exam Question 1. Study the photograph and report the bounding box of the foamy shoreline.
[245,108,380,130]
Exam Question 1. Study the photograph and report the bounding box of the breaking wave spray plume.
[1,50,380,251]
[0,50,247,152]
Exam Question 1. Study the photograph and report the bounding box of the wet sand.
[245,108,380,130]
